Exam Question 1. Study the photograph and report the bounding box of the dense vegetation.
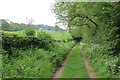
[53,2,120,78]
[1,2,120,78]
[2,28,75,78]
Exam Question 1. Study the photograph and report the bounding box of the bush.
[37,30,54,50]
[48,42,75,67]
[2,41,75,78]
[2,32,54,53]
[24,27,35,37]
[2,49,55,78]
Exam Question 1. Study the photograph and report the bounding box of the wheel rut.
[52,44,76,78]
[52,44,97,79]
[80,48,97,80]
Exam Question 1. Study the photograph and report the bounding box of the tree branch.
[75,14,99,28]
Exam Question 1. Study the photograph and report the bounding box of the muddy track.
[80,48,97,80]
[52,44,76,79]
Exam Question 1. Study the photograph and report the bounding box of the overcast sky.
[0,0,56,26]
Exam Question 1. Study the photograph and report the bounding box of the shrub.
[24,27,35,37]
[49,42,75,67]
[2,49,55,78]
[2,41,75,78]
[2,32,53,53]
[37,30,54,50]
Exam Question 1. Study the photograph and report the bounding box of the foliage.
[0,54,2,78]
[49,41,75,67]
[2,41,75,78]
[81,43,120,78]
[0,19,23,31]
[1,19,10,31]
[24,27,35,37]
[9,23,21,31]
[37,30,54,50]
[2,29,75,78]
[53,2,120,77]
[2,49,55,78]
[2,31,54,54]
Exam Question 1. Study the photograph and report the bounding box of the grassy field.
[45,30,72,40]
[60,44,88,78]
[1,30,72,40]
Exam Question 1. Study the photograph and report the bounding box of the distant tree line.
[0,19,66,31]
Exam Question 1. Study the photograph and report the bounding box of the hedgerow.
[2,30,75,78]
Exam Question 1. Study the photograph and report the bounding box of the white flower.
[118,66,120,69]
[113,64,116,66]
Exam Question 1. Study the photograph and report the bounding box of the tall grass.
[80,42,120,78]
[3,49,54,78]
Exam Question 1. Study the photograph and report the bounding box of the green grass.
[1,30,26,37]
[80,43,108,78]
[60,44,88,78]
[45,30,72,40]
[1,30,72,40]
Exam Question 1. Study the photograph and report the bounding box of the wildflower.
[113,64,116,66]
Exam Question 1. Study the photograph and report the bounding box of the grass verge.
[80,42,120,78]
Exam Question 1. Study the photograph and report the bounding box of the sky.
[0,0,56,26]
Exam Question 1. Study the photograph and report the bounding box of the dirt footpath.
[80,48,97,80]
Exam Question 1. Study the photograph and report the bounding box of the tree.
[52,2,120,55]
[9,23,21,31]
[52,2,98,39]
[24,27,35,37]
[1,19,10,31]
